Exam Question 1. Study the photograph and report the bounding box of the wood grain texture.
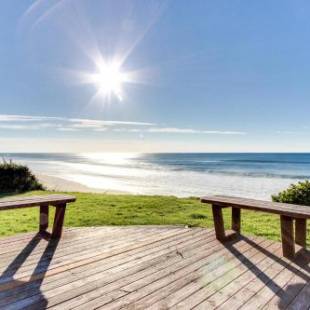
[212,205,225,241]
[280,215,295,258]
[232,207,241,233]
[0,226,308,309]
[0,194,76,211]
[201,195,310,218]
[51,204,66,239]
[295,218,307,248]
[39,205,49,233]
[203,196,308,259]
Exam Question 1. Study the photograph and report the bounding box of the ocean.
[2,153,310,200]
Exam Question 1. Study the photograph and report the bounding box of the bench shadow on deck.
[0,232,58,308]
[0,227,309,309]
[224,235,310,309]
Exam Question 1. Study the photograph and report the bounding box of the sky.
[0,0,310,152]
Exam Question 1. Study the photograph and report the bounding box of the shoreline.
[37,174,127,194]
[20,152,305,199]
[36,172,287,200]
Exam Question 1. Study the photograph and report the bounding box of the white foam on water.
[6,153,305,200]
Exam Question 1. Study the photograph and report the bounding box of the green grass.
[0,191,309,243]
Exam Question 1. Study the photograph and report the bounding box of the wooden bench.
[0,194,76,238]
[201,195,309,258]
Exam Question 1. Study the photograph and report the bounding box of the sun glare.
[75,55,143,104]
[90,61,128,101]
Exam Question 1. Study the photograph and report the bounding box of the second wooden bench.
[201,195,309,258]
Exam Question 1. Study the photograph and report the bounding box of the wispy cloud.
[0,114,152,126]
[57,127,78,132]
[114,127,246,135]
[147,127,246,135]
[0,124,35,130]
[0,122,59,130]
[0,114,154,133]
[0,115,63,122]
[276,130,307,135]
[0,114,245,135]
[68,118,153,129]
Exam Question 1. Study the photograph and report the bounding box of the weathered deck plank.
[0,228,187,291]
[171,239,275,309]
[0,226,308,309]
[194,241,283,309]
[130,237,273,310]
[0,229,208,308]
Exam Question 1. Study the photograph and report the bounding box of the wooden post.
[212,204,225,241]
[295,218,307,248]
[52,204,66,239]
[280,215,295,258]
[232,207,241,233]
[39,205,49,233]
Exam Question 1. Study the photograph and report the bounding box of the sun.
[91,61,127,101]
[74,55,142,104]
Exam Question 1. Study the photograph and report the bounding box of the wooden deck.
[0,226,309,309]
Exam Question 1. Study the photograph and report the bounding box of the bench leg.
[212,205,226,241]
[232,208,241,233]
[52,204,66,239]
[295,218,307,248]
[39,205,49,233]
[280,215,295,258]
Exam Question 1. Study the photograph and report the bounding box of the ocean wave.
[223,159,310,164]
[202,170,309,179]
[4,152,310,183]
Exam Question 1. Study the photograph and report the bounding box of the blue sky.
[0,0,310,152]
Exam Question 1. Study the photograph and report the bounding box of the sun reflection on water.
[80,152,141,166]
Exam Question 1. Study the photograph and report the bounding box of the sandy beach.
[37,174,126,194]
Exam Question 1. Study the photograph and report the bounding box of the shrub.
[272,180,310,205]
[0,160,44,193]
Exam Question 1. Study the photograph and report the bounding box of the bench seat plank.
[201,195,310,219]
[0,195,76,211]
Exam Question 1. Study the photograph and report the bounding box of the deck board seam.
[0,228,191,290]
[0,227,181,265]
[194,242,284,309]
[127,238,278,310]
[0,232,214,307]
[0,229,211,305]
[168,238,275,309]
[68,236,268,308]
[3,230,216,308]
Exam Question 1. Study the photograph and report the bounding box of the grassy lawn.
[0,190,309,243]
